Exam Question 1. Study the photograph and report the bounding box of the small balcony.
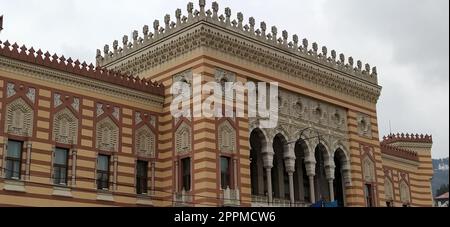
[173,190,193,207]
[221,187,240,207]
[251,195,310,207]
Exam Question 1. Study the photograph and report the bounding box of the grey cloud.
[0,0,448,158]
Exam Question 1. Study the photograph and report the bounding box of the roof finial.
[237,12,243,29]
[282,30,288,44]
[339,53,345,65]
[175,9,182,26]
[212,2,219,20]
[293,35,299,49]
[187,2,194,20]
[322,46,328,58]
[249,17,255,32]
[271,26,277,42]
[302,38,308,52]
[348,57,354,67]
[225,7,231,26]
[113,40,119,53]
[199,0,206,16]
[260,22,266,38]
[164,14,171,31]
[153,20,160,36]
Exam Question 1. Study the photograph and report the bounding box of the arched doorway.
[333,149,346,206]
[293,139,310,202]
[250,129,267,197]
[272,134,289,200]
[314,144,330,202]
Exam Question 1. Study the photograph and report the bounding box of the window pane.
[182,158,191,191]
[55,148,68,165]
[97,155,109,171]
[5,160,14,179]
[137,161,148,178]
[136,161,148,194]
[221,157,230,189]
[7,140,22,158]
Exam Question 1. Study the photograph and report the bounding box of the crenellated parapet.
[0,40,164,96]
[96,0,379,86]
[381,133,433,145]
[380,144,419,162]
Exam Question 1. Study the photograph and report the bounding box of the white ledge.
[136,195,154,206]
[97,191,115,202]
[52,186,73,198]
[3,179,26,192]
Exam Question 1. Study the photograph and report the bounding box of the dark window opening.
[181,158,191,191]
[5,140,23,180]
[96,155,110,190]
[136,160,148,194]
[364,184,374,207]
[221,156,231,189]
[53,148,69,185]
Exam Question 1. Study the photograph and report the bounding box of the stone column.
[113,155,118,190]
[25,141,32,181]
[175,160,179,192]
[284,143,296,205]
[151,161,156,195]
[328,180,335,201]
[263,143,274,204]
[71,149,77,186]
[342,162,352,186]
[326,162,336,202]
[305,157,316,203]
[233,158,238,189]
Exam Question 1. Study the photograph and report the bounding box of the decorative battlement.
[381,133,433,145]
[0,40,164,96]
[380,144,419,162]
[96,0,378,84]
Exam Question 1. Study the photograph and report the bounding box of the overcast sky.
[0,0,448,158]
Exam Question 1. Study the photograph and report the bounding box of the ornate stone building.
[0,1,433,207]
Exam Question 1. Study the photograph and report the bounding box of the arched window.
[362,156,375,183]
[96,117,119,152]
[5,98,34,137]
[175,122,192,154]
[384,178,394,206]
[399,180,411,206]
[218,121,236,153]
[53,108,78,144]
[135,125,155,157]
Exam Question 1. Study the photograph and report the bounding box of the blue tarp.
[310,200,338,207]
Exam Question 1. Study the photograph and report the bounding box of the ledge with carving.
[0,40,164,96]
[380,143,419,162]
[97,0,381,103]
[381,133,433,145]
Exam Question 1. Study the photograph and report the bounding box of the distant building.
[435,192,449,207]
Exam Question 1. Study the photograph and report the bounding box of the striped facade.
[0,0,433,207]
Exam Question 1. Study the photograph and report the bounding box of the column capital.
[284,156,296,173]
[304,157,316,177]
[262,144,275,169]
[326,162,336,180]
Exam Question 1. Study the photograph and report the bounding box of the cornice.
[103,22,381,103]
[0,56,164,108]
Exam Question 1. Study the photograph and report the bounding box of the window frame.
[136,160,149,195]
[53,147,69,186]
[364,183,374,207]
[96,154,110,190]
[5,140,23,180]
[220,156,232,190]
[180,157,191,192]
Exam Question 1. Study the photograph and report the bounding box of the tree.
[436,184,449,196]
